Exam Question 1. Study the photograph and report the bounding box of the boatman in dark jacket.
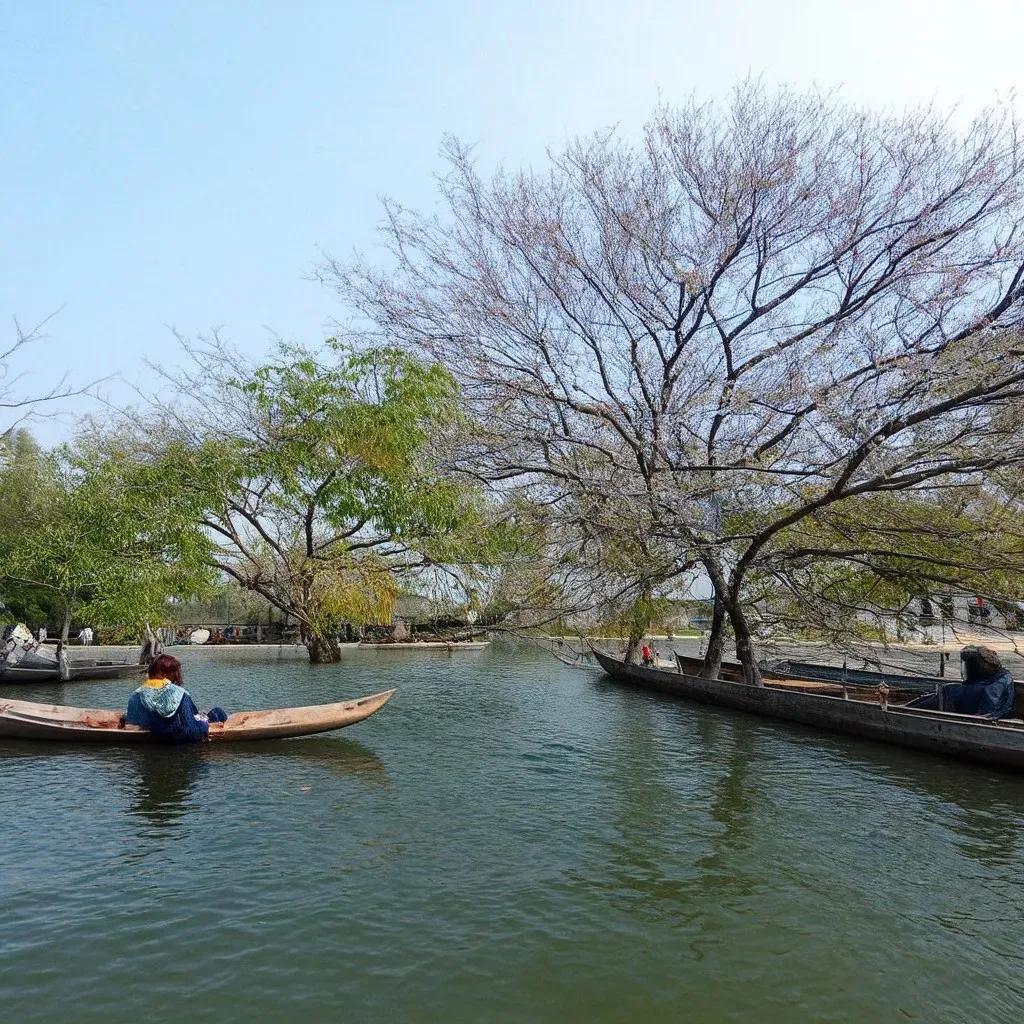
[907,645,1015,719]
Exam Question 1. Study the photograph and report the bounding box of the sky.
[2,0,1023,442]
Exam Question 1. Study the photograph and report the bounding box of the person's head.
[148,654,184,686]
[960,645,1002,682]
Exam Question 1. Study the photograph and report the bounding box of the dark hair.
[148,654,184,686]
[961,645,1002,682]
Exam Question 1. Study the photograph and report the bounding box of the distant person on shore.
[79,626,93,646]
[37,626,47,643]
[641,643,654,667]
[907,645,1014,719]
[123,654,229,742]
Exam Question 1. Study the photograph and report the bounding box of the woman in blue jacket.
[125,654,228,742]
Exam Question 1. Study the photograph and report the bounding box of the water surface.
[1,641,1023,1022]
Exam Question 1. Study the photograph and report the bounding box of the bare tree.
[1,312,98,437]
[323,81,1024,683]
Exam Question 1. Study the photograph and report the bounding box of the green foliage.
[748,487,1024,642]
[0,428,217,637]
[164,341,516,658]
[599,594,675,641]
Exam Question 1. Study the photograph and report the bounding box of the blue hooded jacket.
[125,682,209,742]
[907,669,1015,719]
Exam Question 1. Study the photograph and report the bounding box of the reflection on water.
[0,736,389,835]
[812,738,1024,872]
[694,713,758,881]
[128,746,208,830]
[577,685,764,921]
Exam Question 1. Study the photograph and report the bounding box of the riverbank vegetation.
[5,82,1024,673]
[0,427,215,653]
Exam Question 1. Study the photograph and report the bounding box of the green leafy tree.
[0,429,216,652]
[151,338,513,663]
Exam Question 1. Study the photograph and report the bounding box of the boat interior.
[670,653,1024,725]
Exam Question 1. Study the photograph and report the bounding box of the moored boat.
[0,661,147,684]
[674,652,943,695]
[0,688,396,743]
[760,656,947,691]
[1,624,146,684]
[595,650,1024,771]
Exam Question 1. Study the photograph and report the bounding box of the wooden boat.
[594,650,1024,771]
[0,661,147,684]
[674,652,942,695]
[0,688,395,743]
[761,656,947,691]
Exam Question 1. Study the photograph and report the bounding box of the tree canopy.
[0,428,216,647]
[326,81,1024,678]
[145,338,519,662]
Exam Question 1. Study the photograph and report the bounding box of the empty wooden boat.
[0,688,395,743]
[0,661,147,684]
[760,656,948,690]
[673,652,944,696]
[595,651,1024,771]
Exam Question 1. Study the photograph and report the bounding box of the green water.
[2,640,1023,1022]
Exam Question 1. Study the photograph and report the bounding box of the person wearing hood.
[124,654,228,742]
[907,645,1015,719]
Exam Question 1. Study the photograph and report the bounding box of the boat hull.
[0,662,146,684]
[0,689,395,743]
[595,651,1024,771]
[763,657,947,690]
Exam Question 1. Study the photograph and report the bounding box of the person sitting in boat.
[124,654,228,742]
[906,645,1015,719]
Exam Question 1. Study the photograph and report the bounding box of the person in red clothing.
[641,643,654,666]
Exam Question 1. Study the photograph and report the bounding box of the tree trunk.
[624,627,644,664]
[623,582,653,664]
[304,630,342,664]
[727,601,762,686]
[57,600,72,682]
[701,595,726,679]
[139,621,162,665]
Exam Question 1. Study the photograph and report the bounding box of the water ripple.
[2,642,1024,1022]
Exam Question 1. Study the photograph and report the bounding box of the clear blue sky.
[2,0,1022,440]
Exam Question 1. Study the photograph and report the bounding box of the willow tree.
[149,338,502,663]
[326,81,1024,683]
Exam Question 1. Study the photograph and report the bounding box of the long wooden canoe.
[760,656,949,691]
[0,661,147,684]
[674,652,944,692]
[0,689,395,743]
[595,651,1024,771]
